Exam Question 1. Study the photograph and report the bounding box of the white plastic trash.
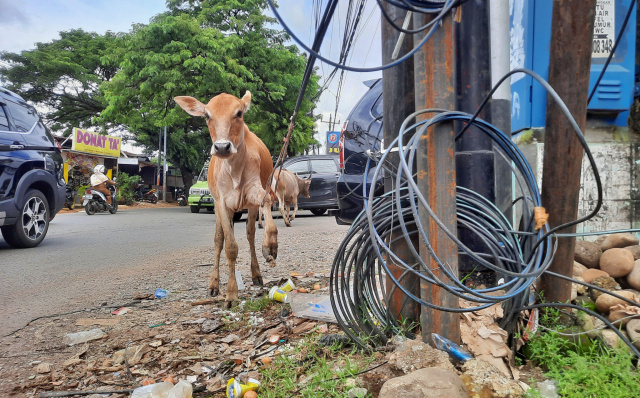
[168,380,193,398]
[130,381,173,398]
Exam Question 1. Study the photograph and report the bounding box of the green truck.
[188,166,243,221]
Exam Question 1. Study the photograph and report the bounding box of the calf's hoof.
[252,276,264,286]
[265,256,276,268]
[221,300,235,309]
[285,222,292,227]
[208,287,220,297]
[258,224,263,229]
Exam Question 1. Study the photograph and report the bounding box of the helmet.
[94,165,105,174]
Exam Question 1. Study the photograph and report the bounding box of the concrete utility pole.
[381,3,419,324]
[540,0,597,303]
[163,126,168,202]
[489,0,513,222]
[414,11,460,344]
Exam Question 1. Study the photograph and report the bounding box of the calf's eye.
[236,111,243,119]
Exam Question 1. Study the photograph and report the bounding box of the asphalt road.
[0,206,224,336]
[0,206,342,337]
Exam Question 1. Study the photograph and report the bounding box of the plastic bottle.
[167,380,193,398]
[130,381,173,398]
[63,328,106,345]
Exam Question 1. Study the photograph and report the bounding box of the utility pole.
[163,126,168,202]
[489,0,513,222]
[414,11,460,344]
[540,0,597,303]
[157,130,162,187]
[381,2,419,324]
[455,0,495,277]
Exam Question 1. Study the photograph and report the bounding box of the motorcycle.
[64,185,77,210]
[134,184,158,203]
[83,184,118,215]
[175,187,187,206]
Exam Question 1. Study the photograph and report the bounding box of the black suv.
[332,79,384,224]
[0,88,65,248]
[281,154,340,215]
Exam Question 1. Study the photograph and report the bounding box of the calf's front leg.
[246,207,263,286]
[216,200,239,306]
[209,210,224,297]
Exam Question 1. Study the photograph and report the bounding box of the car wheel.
[310,208,327,216]
[190,205,200,213]
[85,202,96,215]
[1,189,50,248]
[207,207,214,212]
[233,212,243,222]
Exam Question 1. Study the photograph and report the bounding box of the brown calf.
[174,92,278,305]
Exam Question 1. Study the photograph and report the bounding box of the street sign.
[326,131,340,154]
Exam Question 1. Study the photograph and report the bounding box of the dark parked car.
[280,154,340,215]
[331,79,384,225]
[0,88,66,248]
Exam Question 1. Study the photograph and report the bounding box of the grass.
[259,334,376,397]
[524,307,640,398]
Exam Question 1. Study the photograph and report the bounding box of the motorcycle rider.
[90,165,116,208]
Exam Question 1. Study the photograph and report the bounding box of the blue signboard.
[327,131,340,154]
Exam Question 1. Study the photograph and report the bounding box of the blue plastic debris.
[154,288,168,299]
[432,333,473,361]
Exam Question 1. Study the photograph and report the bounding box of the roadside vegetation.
[523,307,640,398]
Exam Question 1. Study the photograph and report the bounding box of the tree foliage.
[0,29,123,135]
[1,1,321,191]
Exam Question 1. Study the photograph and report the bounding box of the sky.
[0,0,383,153]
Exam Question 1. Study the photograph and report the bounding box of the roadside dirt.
[0,211,349,397]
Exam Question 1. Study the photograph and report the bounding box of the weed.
[259,334,376,397]
[524,307,640,397]
[241,296,272,312]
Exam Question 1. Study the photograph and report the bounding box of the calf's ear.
[241,91,252,112]
[174,96,206,117]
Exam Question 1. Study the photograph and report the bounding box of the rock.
[388,338,455,374]
[577,311,604,339]
[627,260,640,290]
[595,290,637,313]
[379,368,467,398]
[625,319,640,350]
[357,363,403,397]
[600,248,635,277]
[461,359,525,398]
[623,245,640,260]
[34,362,51,374]
[581,269,610,283]
[601,329,630,351]
[601,233,639,251]
[573,261,588,277]
[608,306,640,327]
[589,276,619,301]
[347,387,368,398]
[575,240,602,268]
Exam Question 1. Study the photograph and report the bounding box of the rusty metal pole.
[414,11,460,344]
[539,0,597,303]
[381,3,419,324]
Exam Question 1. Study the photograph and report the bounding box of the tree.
[99,0,320,191]
[0,29,123,136]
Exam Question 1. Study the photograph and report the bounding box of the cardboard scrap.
[459,298,516,379]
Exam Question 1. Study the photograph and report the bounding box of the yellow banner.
[71,128,121,157]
